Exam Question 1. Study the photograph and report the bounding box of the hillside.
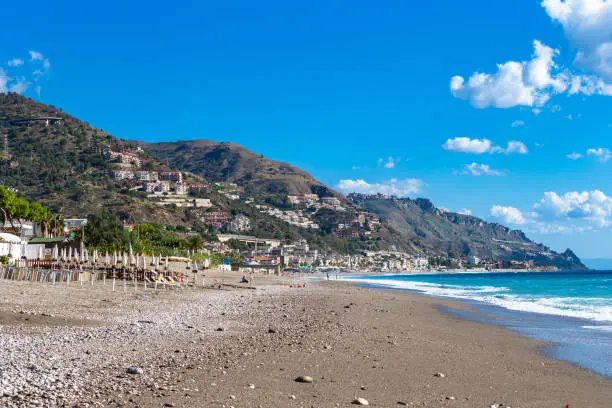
[0,93,587,267]
[350,194,586,270]
[141,140,343,199]
[0,94,379,252]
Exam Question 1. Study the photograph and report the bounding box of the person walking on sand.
[326,272,330,280]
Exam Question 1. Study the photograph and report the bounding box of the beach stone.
[216,327,225,332]
[352,397,369,405]
[446,396,456,400]
[125,366,143,375]
[248,384,255,389]
[434,372,445,378]
[295,376,313,383]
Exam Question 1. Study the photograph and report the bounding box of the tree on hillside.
[85,209,128,251]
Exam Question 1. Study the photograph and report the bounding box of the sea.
[342,270,612,376]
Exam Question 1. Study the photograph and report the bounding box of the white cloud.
[491,189,612,233]
[542,0,612,80]
[490,205,528,225]
[7,58,23,67]
[337,178,423,197]
[0,69,9,93]
[505,140,529,154]
[29,51,44,62]
[534,190,612,227]
[460,162,504,176]
[0,50,50,96]
[452,38,612,109]
[351,165,360,170]
[450,40,569,108]
[511,120,525,127]
[9,79,30,94]
[587,147,612,162]
[378,157,395,169]
[566,152,583,160]
[442,137,492,154]
[442,137,528,155]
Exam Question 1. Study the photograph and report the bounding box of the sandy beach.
[0,272,610,408]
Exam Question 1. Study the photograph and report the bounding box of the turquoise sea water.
[344,271,612,376]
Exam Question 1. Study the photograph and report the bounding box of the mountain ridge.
[0,93,587,268]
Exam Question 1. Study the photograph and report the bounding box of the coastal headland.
[0,272,610,407]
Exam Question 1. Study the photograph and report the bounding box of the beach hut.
[0,233,25,261]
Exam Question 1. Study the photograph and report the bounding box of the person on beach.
[326,272,330,280]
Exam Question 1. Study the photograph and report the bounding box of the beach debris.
[434,372,445,378]
[248,384,255,389]
[489,405,498,408]
[289,395,296,399]
[360,386,367,390]
[352,397,369,405]
[125,366,144,375]
[216,327,225,331]
[397,403,408,406]
[268,328,277,333]
[446,396,456,400]
[295,376,313,383]
[229,394,236,399]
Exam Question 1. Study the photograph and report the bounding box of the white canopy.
[0,233,23,244]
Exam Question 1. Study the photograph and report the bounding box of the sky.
[3,0,612,260]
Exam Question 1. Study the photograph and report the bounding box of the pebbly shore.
[0,272,610,408]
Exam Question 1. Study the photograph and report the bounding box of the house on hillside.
[228,214,250,232]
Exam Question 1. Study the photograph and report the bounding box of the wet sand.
[0,272,610,407]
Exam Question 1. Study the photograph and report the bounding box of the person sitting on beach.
[240,275,249,284]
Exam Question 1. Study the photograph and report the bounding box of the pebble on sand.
[352,397,369,405]
[125,366,144,375]
[434,372,445,378]
[295,376,313,383]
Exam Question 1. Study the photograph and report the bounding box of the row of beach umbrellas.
[38,245,211,270]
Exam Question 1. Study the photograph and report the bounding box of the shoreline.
[0,273,610,407]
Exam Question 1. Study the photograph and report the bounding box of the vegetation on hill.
[141,140,343,199]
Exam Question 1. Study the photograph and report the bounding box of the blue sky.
[3,0,612,260]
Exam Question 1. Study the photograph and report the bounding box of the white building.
[228,214,251,232]
[467,255,480,265]
[113,170,134,181]
[412,255,429,270]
